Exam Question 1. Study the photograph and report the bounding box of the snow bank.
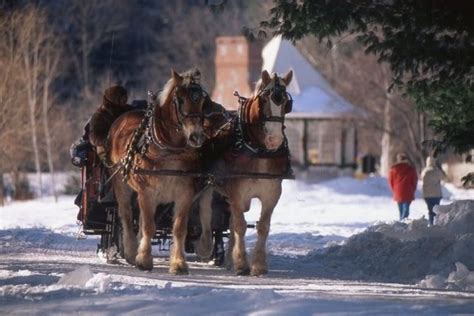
[58,266,111,294]
[419,262,474,291]
[298,200,474,284]
[0,266,112,300]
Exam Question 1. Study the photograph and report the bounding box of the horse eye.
[190,91,200,103]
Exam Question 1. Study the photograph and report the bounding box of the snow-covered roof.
[262,36,359,118]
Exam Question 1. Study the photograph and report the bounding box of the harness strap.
[203,115,236,139]
[132,167,295,180]
[150,115,188,152]
[101,163,123,187]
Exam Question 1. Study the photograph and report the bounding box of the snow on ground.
[2,176,474,314]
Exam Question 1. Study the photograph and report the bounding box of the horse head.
[159,69,207,148]
[247,70,293,151]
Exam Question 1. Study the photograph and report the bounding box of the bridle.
[171,83,207,131]
[151,83,234,151]
[256,78,293,124]
[235,78,292,155]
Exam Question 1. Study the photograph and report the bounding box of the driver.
[89,85,134,160]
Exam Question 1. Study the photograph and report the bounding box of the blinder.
[270,83,292,114]
[259,81,293,122]
[189,85,203,104]
[285,92,293,114]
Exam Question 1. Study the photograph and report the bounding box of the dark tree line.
[0,0,266,172]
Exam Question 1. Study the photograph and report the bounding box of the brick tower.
[212,36,263,110]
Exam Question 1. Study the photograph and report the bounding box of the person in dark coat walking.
[89,85,134,160]
[388,153,418,220]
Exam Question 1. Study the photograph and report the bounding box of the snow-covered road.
[1,176,474,314]
[3,250,474,315]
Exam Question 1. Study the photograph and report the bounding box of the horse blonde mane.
[253,78,263,97]
[159,77,175,106]
[158,68,202,106]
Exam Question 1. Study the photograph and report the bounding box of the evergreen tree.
[263,0,474,181]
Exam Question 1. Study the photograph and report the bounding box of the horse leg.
[195,188,213,260]
[224,214,234,270]
[230,201,250,275]
[113,179,137,265]
[135,191,157,271]
[169,196,191,275]
[251,184,281,276]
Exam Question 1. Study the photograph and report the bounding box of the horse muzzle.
[264,134,284,151]
[187,132,205,148]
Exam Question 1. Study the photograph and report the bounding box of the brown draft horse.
[198,70,293,276]
[108,69,207,274]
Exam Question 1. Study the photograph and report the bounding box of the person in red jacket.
[388,153,418,220]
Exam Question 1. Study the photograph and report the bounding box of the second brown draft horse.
[108,69,207,274]
[198,70,293,276]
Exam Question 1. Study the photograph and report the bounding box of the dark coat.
[89,86,134,148]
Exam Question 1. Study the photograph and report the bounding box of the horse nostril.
[189,132,202,145]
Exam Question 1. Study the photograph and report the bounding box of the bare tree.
[380,65,393,176]
[0,6,67,199]
[14,7,49,197]
[0,10,32,200]
[143,1,267,90]
[65,0,124,98]
[41,35,62,202]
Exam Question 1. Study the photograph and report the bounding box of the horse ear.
[283,70,293,86]
[171,69,183,85]
[261,70,271,85]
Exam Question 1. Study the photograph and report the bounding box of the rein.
[132,167,294,180]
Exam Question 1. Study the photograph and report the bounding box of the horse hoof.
[135,254,153,271]
[236,267,250,276]
[169,265,189,275]
[137,263,153,271]
[125,257,136,266]
[251,267,268,277]
[195,239,213,260]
